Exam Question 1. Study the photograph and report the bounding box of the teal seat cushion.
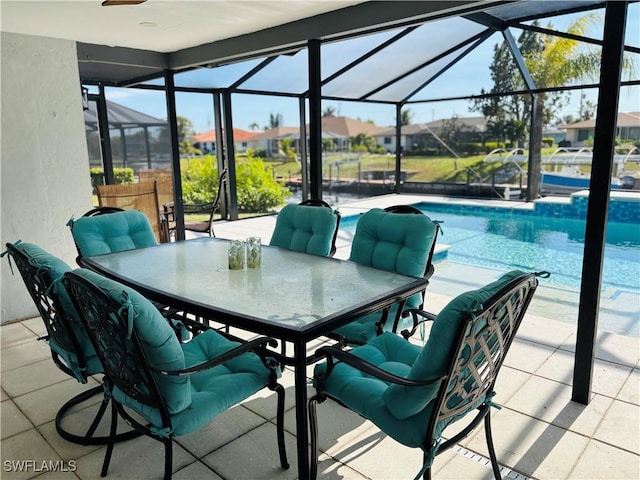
[113,329,277,436]
[332,303,414,344]
[314,332,433,447]
[382,270,526,421]
[269,204,337,257]
[73,269,190,414]
[71,210,157,257]
[13,243,102,380]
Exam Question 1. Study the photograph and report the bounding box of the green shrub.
[350,144,369,153]
[89,167,133,187]
[542,137,554,148]
[90,168,104,188]
[482,141,512,152]
[405,148,441,156]
[235,154,291,212]
[180,155,219,204]
[114,168,134,184]
[180,153,290,213]
[252,148,268,158]
[458,142,484,155]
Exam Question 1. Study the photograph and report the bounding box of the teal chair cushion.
[73,269,190,414]
[269,204,338,257]
[113,328,278,436]
[13,243,102,380]
[334,208,436,342]
[331,303,414,345]
[382,270,526,420]
[348,208,435,277]
[71,210,157,258]
[314,332,434,447]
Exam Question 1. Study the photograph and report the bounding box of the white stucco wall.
[1,32,94,323]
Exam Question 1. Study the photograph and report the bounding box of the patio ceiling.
[85,0,639,105]
[4,0,634,103]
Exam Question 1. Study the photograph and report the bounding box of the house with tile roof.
[191,128,258,153]
[244,127,302,156]
[244,117,387,155]
[373,117,489,154]
[320,116,387,150]
[559,112,640,147]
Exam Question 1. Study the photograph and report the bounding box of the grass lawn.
[267,153,502,183]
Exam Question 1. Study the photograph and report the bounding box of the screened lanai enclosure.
[76,0,638,406]
[84,100,170,178]
[82,0,639,220]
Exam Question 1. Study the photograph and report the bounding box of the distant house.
[245,127,302,155]
[245,116,387,155]
[559,112,640,147]
[191,128,258,153]
[374,116,488,153]
[320,116,386,150]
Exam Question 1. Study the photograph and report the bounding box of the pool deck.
[2,194,639,479]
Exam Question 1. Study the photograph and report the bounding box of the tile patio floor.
[2,194,638,479]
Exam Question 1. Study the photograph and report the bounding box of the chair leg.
[100,401,118,477]
[484,411,502,480]
[308,395,321,480]
[423,452,432,480]
[83,393,110,438]
[275,384,290,469]
[55,385,140,445]
[280,341,288,370]
[163,438,173,480]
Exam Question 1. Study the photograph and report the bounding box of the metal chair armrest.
[401,308,436,340]
[316,345,444,387]
[151,336,278,376]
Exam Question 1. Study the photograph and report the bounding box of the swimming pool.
[339,202,640,336]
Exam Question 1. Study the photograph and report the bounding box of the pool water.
[341,205,640,292]
[427,209,638,293]
[339,204,640,336]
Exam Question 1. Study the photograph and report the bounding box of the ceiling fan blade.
[101,0,147,6]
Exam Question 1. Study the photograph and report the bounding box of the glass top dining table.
[81,237,428,479]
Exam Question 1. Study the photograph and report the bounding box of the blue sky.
[105,6,640,134]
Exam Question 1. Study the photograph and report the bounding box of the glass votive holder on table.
[246,237,262,268]
[228,240,245,270]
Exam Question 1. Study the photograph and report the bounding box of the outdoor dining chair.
[68,208,158,266]
[269,200,340,257]
[63,268,289,480]
[2,241,139,445]
[139,168,174,207]
[309,270,540,480]
[330,205,439,344]
[96,181,170,243]
[166,168,228,237]
[67,208,216,336]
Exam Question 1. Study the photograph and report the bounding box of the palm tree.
[522,14,632,200]
[278,137,297,162]
[400,108,413,126]
[269,113,284,129]
[248,122,260,131]
[323,106,336,117]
